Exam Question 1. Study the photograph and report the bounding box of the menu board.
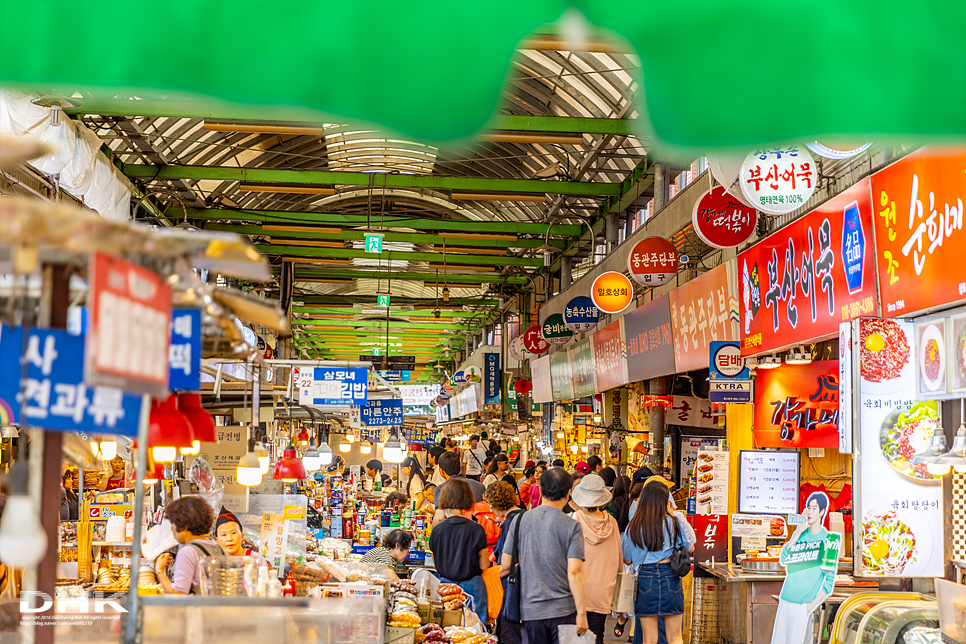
[738,450,800,514]
[695,450,729,515]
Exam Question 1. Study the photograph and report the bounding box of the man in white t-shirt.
[460,434,487,481]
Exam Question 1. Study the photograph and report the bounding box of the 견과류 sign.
[692,186,758,249]
[360,399,403,426]
[739,146,816,215]
[627,237,680,286]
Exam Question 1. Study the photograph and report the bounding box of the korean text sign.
[669,260,739,371]
[305,367,368,406]
[753,361,840,448]
[869,147,966,317]
[738,450,800,514]
[623,294,676,382]
[87,252,172,396]
[570,338,597,398]
[738,179,877,356]
[592,320,627,392]
[484,352,501,401]
[0,326,143,436]
[549,350,574,401]
[168,309,201,391]
[360,399,403,426]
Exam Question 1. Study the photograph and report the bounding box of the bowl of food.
[919,323,945,392]
[879,402,942,483]
[861,319,912,393]
[862,510,917,575]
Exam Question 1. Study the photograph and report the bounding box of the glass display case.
[829,593,939,644]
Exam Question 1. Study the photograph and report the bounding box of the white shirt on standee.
[461,446,487,475]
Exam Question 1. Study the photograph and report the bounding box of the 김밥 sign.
[563,295,601,332]
[739,146,817,215]
[300,367,368,406]
[624,294,676,382]
[627,237,680,286]
[87,251,172,396]
[669,260,739,372]
[738,450,800,514]
[692,186,758,248]
[753,361,840,448]
[591,271,634,314]
[870,147,966,318]
[739,179,877,356]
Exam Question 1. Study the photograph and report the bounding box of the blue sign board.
[169,309,202,391]
[378,370,411,382]
[563,296,600,332]
[484,352,501,402]
[361,399,403,426]
[0,326,143,436]
[709,340,753,404]
[310,367,368,406]
[453,370,467,385]
[841,201,866,294]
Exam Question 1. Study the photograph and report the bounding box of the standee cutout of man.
[771,491,841,644]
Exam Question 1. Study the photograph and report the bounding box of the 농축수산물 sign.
[563,296,601,333]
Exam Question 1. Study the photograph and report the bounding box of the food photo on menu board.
[857,318,944,578]
[695,450,728,515]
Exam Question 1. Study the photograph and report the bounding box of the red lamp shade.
[273,445,306,481]
[513,378,533,394]
[297,428,310,445]
[177,393,217,444]
[148,395,194,462]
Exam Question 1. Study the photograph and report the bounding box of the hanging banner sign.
[627,237,680,286]
[541,313,575,346]
[738,179,877,356]
[592,319,627,392]
[168,309,201,391]
[300,367,368,406]
[570,338,597,398]
[692,514,729,562]
[399,385,440,406]
[670,396,720,429]
[753,361,839,448]
[624,294,676,382]
[87,251,172,396]
[0,326,143,436]
[692,186,759,249]
[563,296,601,332]
[360,399,403,426]
[869,147,966,318]
[523,326,550,354]
[483,352,501,402]
[670,260,740,372]
[739,146,817,215]
[591,271,634,314]
[550,350,575,401]
[530,355,553,404]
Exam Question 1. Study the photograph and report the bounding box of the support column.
[647,377,667,472]
[605,212,619,254]
[560,256,573,290]
[623,211,633,241]
[653,163,670,214]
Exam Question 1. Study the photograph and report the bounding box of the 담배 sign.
[627,237,680,286]
[563,296,601,333]
[0,326,143,436]
[739,146,817,215]
[692,186,759,249]
[770,492,841,644]
[299,367,368,406]
[709,340,752,404]
[87,251,172,396]
[541,313,574,346]
[168,309,201,391]
[360,398,403,426]
[591,271,634,314]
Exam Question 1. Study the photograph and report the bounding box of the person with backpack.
[485,481,524,644]
[155,496,227,594]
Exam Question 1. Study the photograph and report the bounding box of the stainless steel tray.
[740,558,784,573]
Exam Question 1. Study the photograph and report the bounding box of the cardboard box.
[385,627,415,644]
[441,609,462,628]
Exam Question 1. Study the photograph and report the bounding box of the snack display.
[879,402,942,481]
[862,510,917,575]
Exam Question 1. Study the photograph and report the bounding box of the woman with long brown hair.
[621,481,695,644]
[607,474,632,533]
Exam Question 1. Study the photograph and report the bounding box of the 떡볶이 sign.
[169,309,202,391]
[87,252,172,396]
[870,147,966,317]
[563,296,600,332]
[738,179,877,356]
[627,237,680,286]
[624,294,676,382]
[739,146,817,215]
[753,361,839,448]
[570,338,597,398]
[541,313,574,346]
[692,186,758,249]
[523,326,550,354]
[669,260,739,372]
[591,271,634,314]
[0,326,143,436]
[592,320,627,392]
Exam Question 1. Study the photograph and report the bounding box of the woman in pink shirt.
[571,474,622,644]
[528,465,545,508]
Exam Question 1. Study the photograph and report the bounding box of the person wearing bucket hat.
[571,475,622,644]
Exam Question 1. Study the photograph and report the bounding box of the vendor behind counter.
[359,528,413,581]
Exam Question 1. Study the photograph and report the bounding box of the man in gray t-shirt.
[501,468,588,643]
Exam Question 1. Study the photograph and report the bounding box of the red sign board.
[627,237,679,286]
[592,320,627,392]
[87,252,172,396]
[870,147,966,317]
[523,326,550,354]
[691,514,728,562]
[753,361,839,448]
[738,179,877,356]
[669,261,739,372]
[692,186,758,249]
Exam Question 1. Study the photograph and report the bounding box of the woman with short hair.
[156,496,227,595]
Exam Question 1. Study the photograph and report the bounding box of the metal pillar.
[560,256,573,290]
[653,163,669,213]
[647,377,666,472]
[605,213,618,254]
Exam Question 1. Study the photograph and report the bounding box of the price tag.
[741,536,767,551]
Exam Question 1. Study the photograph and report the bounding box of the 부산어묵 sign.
[0,326,143,436]
[300,367,368,406]
[869,147,966,318]
[739,146,817,215]
[738,179,877,356]
[563,296,600,333]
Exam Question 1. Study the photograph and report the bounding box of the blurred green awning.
[1,0,963,149]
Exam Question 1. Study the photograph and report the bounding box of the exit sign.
[377,294,390,307]
[365,233,384,253]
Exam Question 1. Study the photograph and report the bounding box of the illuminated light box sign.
[752,361,839,448]
[692,186,758,249]
[738,450,800,514]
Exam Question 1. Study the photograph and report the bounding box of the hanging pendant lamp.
[273,444,307,482]
[148,396,195,463]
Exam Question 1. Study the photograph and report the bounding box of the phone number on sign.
[841,296,875,321]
